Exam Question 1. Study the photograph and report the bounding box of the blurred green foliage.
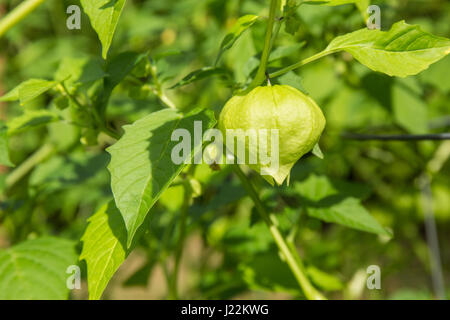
[0,0,449,300]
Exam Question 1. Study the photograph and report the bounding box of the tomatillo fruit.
[218,85,326,185]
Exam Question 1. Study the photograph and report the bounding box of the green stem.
[246,0,280,92]
[0,0,46,38]
[5,143,55,189]
[149,67,176,109]
[100,126,121,140]
[59,83,84,110]
[59,83,121,140]
[233,165,325,300]
[269,50,336,78]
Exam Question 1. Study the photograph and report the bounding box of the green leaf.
[107,108,216,247]
[304,0,370,15]
[294,175,388,235]
[0,127,14,167]
[245,43,307,78]
[239,250,300,295]
[0,237,77,300]
[7,110,60,135]
[96,52,143,115]
[418,55,450,92]
[392,79,428,134]
[312,143,324,159]
[80,201,127,300]
[0,79,58,105]
[170,67,230,89]
[80,0,127,59]
[29,152,109,192]
[269,43,306,61]
[304,0,367,6]
[295,174,372,201]
[0,86,20,102]
[215,15,259,65]
[307,197,391,236]
[283,0,302,36]
[277,71,306,93]
[324,21,450,77]
[55,56,107,88]
[306,266,344,291]
[295,174,338,202]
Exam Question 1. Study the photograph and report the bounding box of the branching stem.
[233,165,325,300]
[245,0,280,92]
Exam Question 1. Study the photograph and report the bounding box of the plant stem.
[100,126,121,140]
[246,0,280,92]
[342,132,450,141]
[149,66,176,109]
[5,143,55,189]
[269,50,336,78]
[0,0,46,38]
[59,83,122,140]
[232,165,325,300]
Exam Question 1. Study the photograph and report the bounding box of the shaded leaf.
[55,57,107,88]
[269,43,306,61]
[7,110,60,135]
[239,250,299,295]
[277,71,305,92]
[392,79,428,134]
[96,52,143,115]
[284,0,302,35]
[30,152,108,192]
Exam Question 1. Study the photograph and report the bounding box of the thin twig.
[5,143,55,189]
[342,132,450,141]
[233,165,325,300]
[0,0,46,38]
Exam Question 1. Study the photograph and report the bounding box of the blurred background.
[0,0,449,299]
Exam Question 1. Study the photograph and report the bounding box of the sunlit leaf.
[215,15,259,65]
[80,0,127,59]
[307,197,391,236]
[0,79,58,105]
[107,108,216,247]
[80,201,127,300]
[0,237,77,300]
[325,21,450,77]
[294,175,388,236]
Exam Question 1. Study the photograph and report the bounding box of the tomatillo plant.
[0,0,449,300]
